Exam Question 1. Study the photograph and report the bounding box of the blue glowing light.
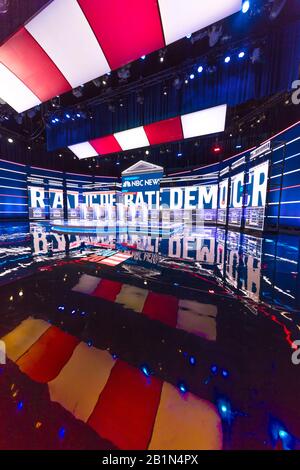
[197,66,203,73]
[58,427,66,439]
[222,369,229,378]
[242,1,250,14]
[87,340,92,347]
[76,113,81,118]
[238,51,245,58]
[224,56,231,63]
[211,365,218,374]
[71,310,76,315]
[177,152,183,157]
[55,118,59,122]
[81,311,86,316]
[65,113,71,119]
[112,354,118,360]
[217,398,233,423]
[141,364,151,377]
[178,381,188,394]
[186,34,192,39]
[51,119,56,124]
[17,401,24,410]
[58,305,65,311]
[189,356,196,365]
[189,73,195,80]
[269,418,294,450]
[141,55,146,60]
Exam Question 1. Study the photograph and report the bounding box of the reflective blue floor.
[1,220,300,449]
[1,221,300,314]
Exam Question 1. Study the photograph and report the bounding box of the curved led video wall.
[0,120,299,231]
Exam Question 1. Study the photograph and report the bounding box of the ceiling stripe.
[114,126,150,151]
[77,0,165,70]
[158,0,242,45]
[25,0,110,88]
[144,116,183,145]
[181,104,227,139]
[0,27,71,102]
[90,135,122,156]
[67,105,227,159]
[68,141,99,159]
[0,62,41,113]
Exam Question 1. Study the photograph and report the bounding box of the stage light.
[186,34,192,39]
[17,401,24,411]
[197,66,203,73]
[224,56,231,63]
[76,113,81,118]
[159,50,166,63]
[217,398,233,423]
[7,137,14,143]
[58,427,66,439]
[184,79,189,84]
[145,150,150,155]
[238,51,245,58]
[222,369,229,378]
[141,364,151,377]
[242,1,250,14]
[178,381,188,394]
[141,55,146,60]
[51,119,56,124]
[189,73,195,80]
[189,356,196,365]
[177,152,183,157]
[211,365,218,374]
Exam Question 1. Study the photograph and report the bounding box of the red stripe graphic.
[92,279,123,302]
[144,116,183,145]
[78,0,165,70]
[0,27,71,101]
[142,291,178,327]
[88,360,163,449]
[17,326,79,383]
[90,135,122,155]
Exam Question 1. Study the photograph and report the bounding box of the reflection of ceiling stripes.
[0,0,241,112]
[68,104,228,159]
[73,274,217,340]
[2,316,222,449]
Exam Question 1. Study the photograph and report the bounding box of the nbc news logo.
[0,340,6,365]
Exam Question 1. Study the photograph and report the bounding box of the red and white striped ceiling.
[68,104,227,159]
[0,0,241,113]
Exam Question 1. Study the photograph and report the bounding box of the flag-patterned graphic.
[1,317,222,450]
[72,274,218,340]
[0,0,241,112]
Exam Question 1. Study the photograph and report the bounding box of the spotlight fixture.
[224,56,231,63]
[0,0,9,14]
[136,92,144,105]
[197,66,204,73]
[238,51,245,58]
[117,64,131,82]
[7,137,14,143]
[159,49,166,63]
[92,78,101,88]
[72,87,83,98]
[242,1,250,14]
[173,76,183,91]
[189,73,195,80]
